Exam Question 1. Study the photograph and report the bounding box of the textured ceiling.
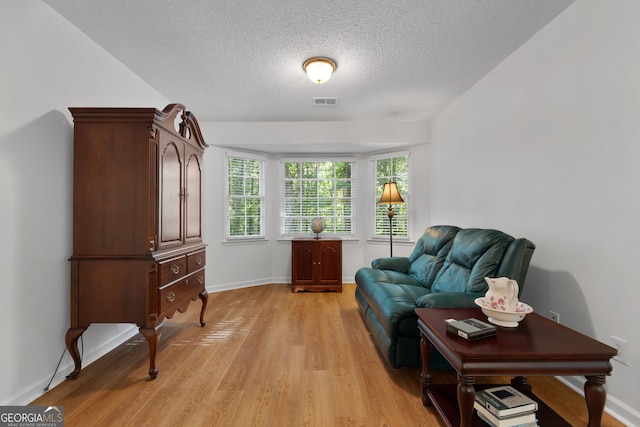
[44,0,574,149]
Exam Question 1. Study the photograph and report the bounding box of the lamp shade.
[378,182,404,205]
[303,57,336,84]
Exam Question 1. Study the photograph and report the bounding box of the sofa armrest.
[371,257,410,273]
[416,292,484,308]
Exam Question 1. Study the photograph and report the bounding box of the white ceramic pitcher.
[484,277,519,311]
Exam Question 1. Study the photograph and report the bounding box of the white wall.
[202,145,282,291]
[0,1,169,404]
[201,120,430,154]
[430,0,639,424]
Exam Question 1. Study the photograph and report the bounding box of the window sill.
[367,238,415,245]
[223,238,269,246]
[277,236,359,242]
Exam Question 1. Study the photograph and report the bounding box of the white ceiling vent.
[313,97,340,107]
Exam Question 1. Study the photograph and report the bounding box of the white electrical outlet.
[611,336,629,365]
[549,310,560,323]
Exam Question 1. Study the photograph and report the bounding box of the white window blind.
[226,153,265,239]
[282,159,355,236]
[371,153,410,239]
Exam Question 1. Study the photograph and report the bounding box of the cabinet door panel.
[159,139,183,247]
[293,242,314,283]
[318,242,341,285]
[185,148,202,241]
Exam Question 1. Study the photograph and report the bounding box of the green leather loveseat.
[354,225,535,369]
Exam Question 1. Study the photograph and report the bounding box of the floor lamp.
[378,181,404,257]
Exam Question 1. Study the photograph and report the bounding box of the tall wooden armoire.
[65,104,208,379]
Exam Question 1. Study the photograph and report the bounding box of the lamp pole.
[387,205,394,257]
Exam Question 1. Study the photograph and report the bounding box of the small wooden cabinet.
[65,104,208,379]
[291,238,342,292]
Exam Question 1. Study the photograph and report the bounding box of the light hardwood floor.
[32,284,624,426]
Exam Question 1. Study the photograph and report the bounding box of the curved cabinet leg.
[65,327,88,380]
[139,324,163,379]
[199,291,208,327]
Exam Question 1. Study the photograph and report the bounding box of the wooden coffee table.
[416,307,617,427]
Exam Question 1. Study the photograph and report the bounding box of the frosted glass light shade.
[303,57,336,84]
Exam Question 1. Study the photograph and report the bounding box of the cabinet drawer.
[187,250,206,272]
[186,269,206,292]
[159,271,206,313]
[159,279,186,313]
[158,255,187,285]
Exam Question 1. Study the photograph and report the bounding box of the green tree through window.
[227,154,265,238]
[282,160,355,235]
[373,154,409,238]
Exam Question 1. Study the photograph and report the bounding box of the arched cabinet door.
[158,138,183,249]
[292,240,315,284]
[185,148,203,242]
[318,242,341,287]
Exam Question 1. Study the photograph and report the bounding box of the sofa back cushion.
[495,237,536,291]
[431,228,514,293]
[407,225,461,287]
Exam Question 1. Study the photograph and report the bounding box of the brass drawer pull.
[195,257,203,266]
[198,276,204,284]
[170,264,180,275]
[166,291,175,303]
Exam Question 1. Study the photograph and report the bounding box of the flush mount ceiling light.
[303,57,337,84]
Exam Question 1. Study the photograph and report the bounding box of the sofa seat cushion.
[356,267,431,339]
[355,267,424,289]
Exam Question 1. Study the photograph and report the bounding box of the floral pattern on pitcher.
[478,296,529,313]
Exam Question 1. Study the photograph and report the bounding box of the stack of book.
[474,385,539,427]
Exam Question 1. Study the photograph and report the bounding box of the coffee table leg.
[511,376,532,394]
[419,332,433,406]
[457,374,475,427]
[584,375,607,427]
